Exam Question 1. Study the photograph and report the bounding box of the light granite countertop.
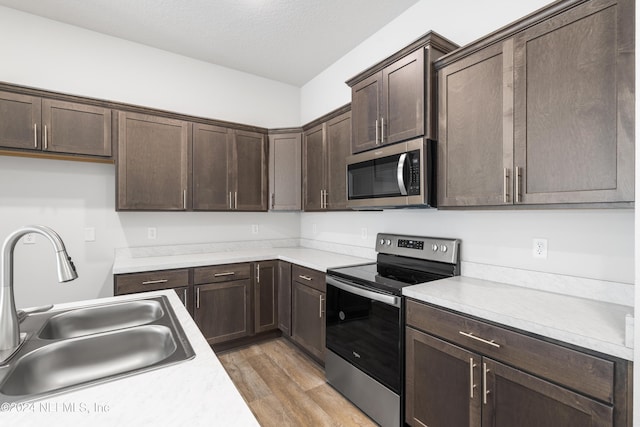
[403,276,634,361]
[113,246,374,275]
[1,290,259,426]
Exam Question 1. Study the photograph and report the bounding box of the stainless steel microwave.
[346,138,435,209]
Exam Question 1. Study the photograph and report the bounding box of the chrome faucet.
[0,225,77,353]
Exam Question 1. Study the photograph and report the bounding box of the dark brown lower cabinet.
[194,279,251,345]
[255,261,278,333]
[114,268,192,315]
[405,300,630,427]
[291,280,325,363]
[277,261,292,335]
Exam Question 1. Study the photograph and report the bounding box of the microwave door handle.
[397,153,408,196]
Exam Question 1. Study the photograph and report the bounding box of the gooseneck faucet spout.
[0,225,77,352]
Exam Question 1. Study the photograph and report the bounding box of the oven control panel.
[376,233,460,264]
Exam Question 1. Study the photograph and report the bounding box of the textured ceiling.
[0,0,421,86]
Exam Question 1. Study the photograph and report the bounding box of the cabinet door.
[117,112,190,210]
[292,281,325,362]
[325,110,351,210]
[437,40,514,207]
[351,72,382,153]
[382,48,424,145]
[173,286,190,313]
[0,91,41,150]
[513,0,634,204]
[42,100,111,157]
[194,280,252,345]
[277,261,292,336]
[483,359,613,427]
[255,261,278,333]
[268,132,301,211]
[405,327,481,427]
[234,130,268,211]
[303,123,325,211]
[192,123,232,210]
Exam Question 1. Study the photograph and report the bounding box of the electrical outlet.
[251,224,259,234]
[361,228,368,240]
[147,227,157,240]
[23,233,36,245]
[532,238,548,259]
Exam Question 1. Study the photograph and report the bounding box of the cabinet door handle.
[183,190,187,209]
[44,125,48,149]
[229,192,233,210]
[33,123,37,148]
[503,168,510,203]
[182,288,187,307]
[381,117,385,143]
[214,271,235,277]
[234,191,238,209]
[459,331,501,348]
[375,119,379,144]
[483,362,490,404]
[141,279,168,285]
[470,357,477,398]
[271,192,275,209]
[298,275,312,281]
[515,167,522,203]
[256,264,260,283]
[196,287,201,309]
[319,295,324,318]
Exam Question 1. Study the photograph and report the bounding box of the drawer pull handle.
[459,331,501,348]
[214,272,235,277]
[299,275,312,281]
[141,279,168,285]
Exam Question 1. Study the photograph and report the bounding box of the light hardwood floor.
[218,338,378,427]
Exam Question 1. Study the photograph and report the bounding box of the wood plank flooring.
[218,338,378,427]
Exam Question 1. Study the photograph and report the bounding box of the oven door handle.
[326,276,401,308]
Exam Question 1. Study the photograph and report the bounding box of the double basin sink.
[0,295,195,403]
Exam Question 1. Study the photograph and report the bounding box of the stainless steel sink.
[39,300,165,339]
[0,295,195,403]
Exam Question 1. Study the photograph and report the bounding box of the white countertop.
[1,290,259,426]
[113,246,374,275]
[403,276,634,361]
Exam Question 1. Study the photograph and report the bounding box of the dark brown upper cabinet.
[0,91,111,158]
[117,111,191,210]
[193,124,267,211]
[302,107,351,211]
[347,32,458,154]
[268,130,302,211]
[436,0,634,208]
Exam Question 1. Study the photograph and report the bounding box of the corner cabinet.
[405,300,631,427]
[268,130,302,211]
[117,112,191,210]
[436,0,634,207]
[303,107,351,211]
[0,90,112,158]
[192,124,268,211]
[347,32,458,153]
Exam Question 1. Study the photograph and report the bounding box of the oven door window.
[326,283,401,394]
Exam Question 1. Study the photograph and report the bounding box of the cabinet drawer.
[194,263,251,284]
[292,265,325,292]
[406,299,615,403]
[115,269,189,294]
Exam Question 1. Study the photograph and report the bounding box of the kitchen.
[0,0,636,425]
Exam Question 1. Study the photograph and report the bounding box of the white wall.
[0,7,303,308]
[0,6,300,128]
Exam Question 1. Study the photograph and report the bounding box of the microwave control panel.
[407,151,421,195]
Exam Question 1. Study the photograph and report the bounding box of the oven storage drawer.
[406,299,614,403]
[194,263,251,284]
[115,268,190,294]
[292,265,325,292]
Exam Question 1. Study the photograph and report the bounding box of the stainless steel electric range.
[325,233,460,427]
